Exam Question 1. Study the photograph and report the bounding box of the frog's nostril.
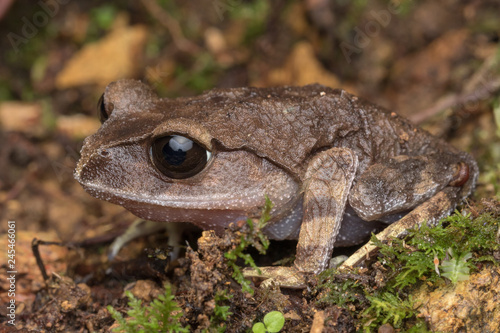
[449,162,469,187]
[100,149,110,157]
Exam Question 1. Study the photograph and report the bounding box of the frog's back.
[165,84,444,177]
[164,84,369,178]
[155,83,476,194]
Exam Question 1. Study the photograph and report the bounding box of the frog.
[74,79,478,288]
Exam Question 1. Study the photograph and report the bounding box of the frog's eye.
[151,135,212,179]
[98,94,114,123]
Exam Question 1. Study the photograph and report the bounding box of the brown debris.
[55,25,149,89]
[415,265,500,332]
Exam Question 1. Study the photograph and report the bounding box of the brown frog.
[74,80,477,288]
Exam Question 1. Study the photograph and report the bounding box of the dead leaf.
[56,114,101,140]
[0,230,67,307]
[309,310,325,333]
[55,25,148,89]
[386,29,470,117]
[0,101,43,136]
[261,41,341,88]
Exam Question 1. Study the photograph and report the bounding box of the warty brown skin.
[75,80,478,286]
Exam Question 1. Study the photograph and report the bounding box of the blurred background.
[1,0,500,268]
[0,0,499,325]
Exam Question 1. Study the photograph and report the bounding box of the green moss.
[373,210,499,289]
[315,269,371,308]
[203,290,233,332]
[362,293,416,332]
[224,196,273,294]
[315,208,500,332]
[107,283,189,333]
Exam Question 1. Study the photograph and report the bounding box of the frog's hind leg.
[341,187,461,268]
[342,152,477,269]
[348,154,474,222]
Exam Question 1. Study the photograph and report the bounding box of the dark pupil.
[151,135,209,179]
[163,143,187,166]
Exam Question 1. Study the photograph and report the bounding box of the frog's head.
[74,80,299,232]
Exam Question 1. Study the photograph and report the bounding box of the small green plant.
[252,311,285,333]
[90,4,117,31]
[172,54,220,93]
[441,248,473,284]
[362,293,416,332]
[373,209,499,289]
[227,0,269,43]
[203,290,233,332]
[224,196,273,294]
[315,208,500,332]
[86,4,119,41]
[315,268,370,308]
[213,290,233,321]
[107,283,189,333]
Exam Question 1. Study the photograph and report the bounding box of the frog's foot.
[340,187,460,269]
[108,220,183,260]
[243,266,307,289]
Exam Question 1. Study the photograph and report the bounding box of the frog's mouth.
[78,181,300,236]
[76,176,281,210]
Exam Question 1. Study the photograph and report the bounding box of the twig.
[411,54,500,124]
[411,78,500,124]
[140,0,200,54]
[32,238,63,282]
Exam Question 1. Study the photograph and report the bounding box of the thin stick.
[140,0,200,54]
[31,238,65,282]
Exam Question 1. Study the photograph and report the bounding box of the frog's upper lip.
[77,179,280,211]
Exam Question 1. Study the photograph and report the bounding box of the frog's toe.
[107,220,187,261]
[243,266,306,289]
[108,220,168,260]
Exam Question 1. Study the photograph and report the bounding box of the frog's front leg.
[244,148,358,288]
[294,147,358,273]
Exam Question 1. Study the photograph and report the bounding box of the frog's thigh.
[349,154,463,221]
[341,186,461,269]
[294,147,358,274]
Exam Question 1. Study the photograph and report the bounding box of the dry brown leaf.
[309,310,326,333]
[0,101,43,136]
[56,114,101,140]
[55,25,148,89]
[0,231,67,305]
[387,29,470,117]
[261,41,341,88]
